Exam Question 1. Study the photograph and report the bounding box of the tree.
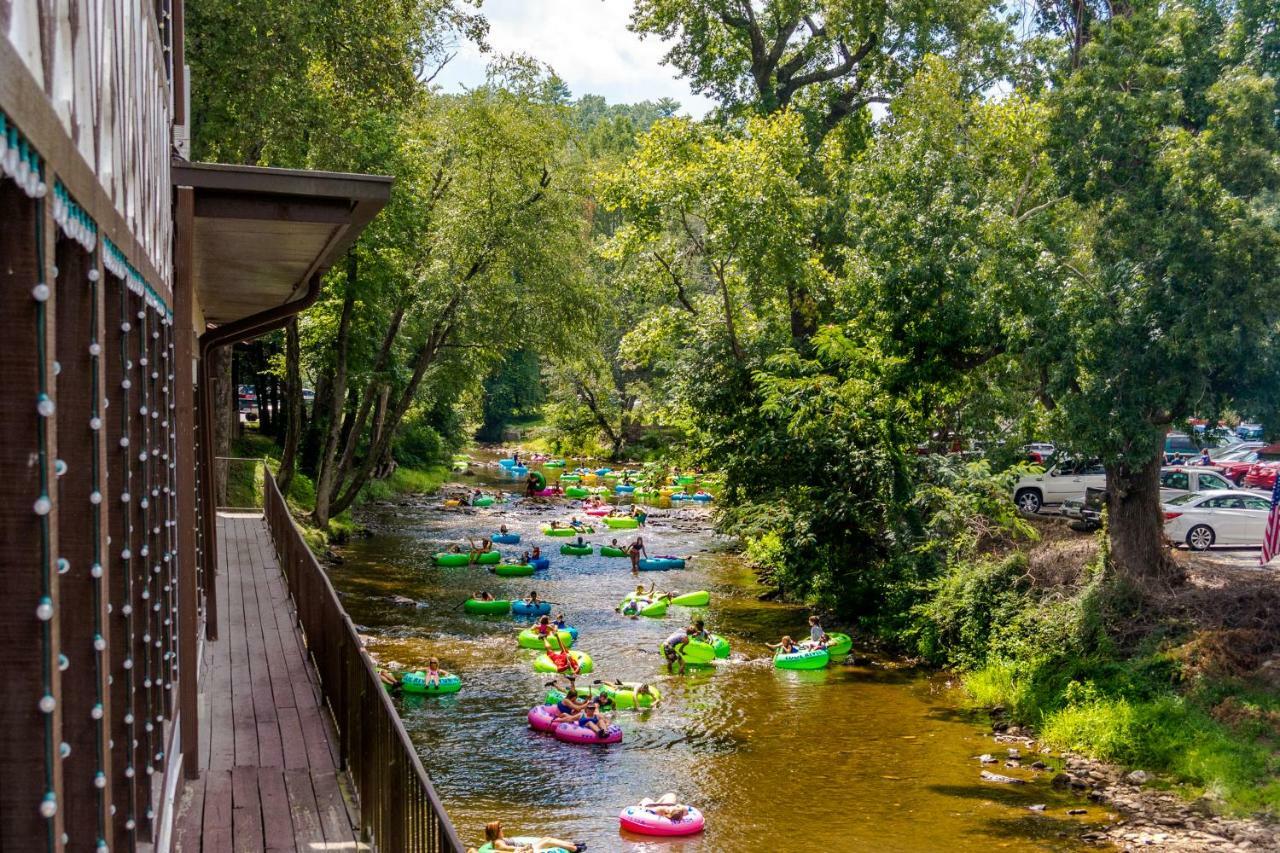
[630,0,1009,138]
[1038,0,1280,584]
[307,82,594,526]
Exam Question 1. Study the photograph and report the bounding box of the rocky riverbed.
[979,716,1278,852]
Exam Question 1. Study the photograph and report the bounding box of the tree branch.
[652,251,699,314]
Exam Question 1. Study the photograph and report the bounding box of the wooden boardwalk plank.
[283,768,326,847]
[173,514,357,852]
[258,768,296,852]
[172,773,206,853]
[231,765,264,853]
[201,769,234,852]
[313,769,357,843]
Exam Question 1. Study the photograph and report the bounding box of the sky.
[432,0,717,117]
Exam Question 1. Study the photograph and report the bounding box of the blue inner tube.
[595,468,612,476]
[692,493,713,502]
[614,484,635,493]
[498,459,515,468]
[530,556,550,571]
[638,557,685,571]
[512,601,551,616]
[510,465,528,476]
[492,532,520,544]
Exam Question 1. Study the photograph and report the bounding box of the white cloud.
[433,0,716,117]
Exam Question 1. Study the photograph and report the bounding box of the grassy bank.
[911,520,1280,817]
[227,430,448,549]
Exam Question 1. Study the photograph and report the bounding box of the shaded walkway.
[173,514,364,851]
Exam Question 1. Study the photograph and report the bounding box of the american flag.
[1260,477,1280,566]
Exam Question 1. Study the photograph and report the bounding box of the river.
[328,456,1110,852]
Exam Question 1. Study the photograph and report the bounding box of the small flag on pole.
[1260,477,1280,566]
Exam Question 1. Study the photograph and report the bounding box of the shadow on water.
[328,453,1110,851]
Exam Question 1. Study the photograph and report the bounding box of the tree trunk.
[312,262,357,528]
[277,318,303,498]
[209,344,236,506]
[1105,450,1182,586]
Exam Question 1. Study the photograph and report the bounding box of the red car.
[1244,462,1280,489]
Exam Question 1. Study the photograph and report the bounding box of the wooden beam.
[175,187,201,780]
[193,192,355,224]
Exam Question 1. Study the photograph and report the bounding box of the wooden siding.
[2,0,173,292]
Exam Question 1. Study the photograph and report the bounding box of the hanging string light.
[87,251,110,852]
[116,276,139,845]
[28,149,58,851]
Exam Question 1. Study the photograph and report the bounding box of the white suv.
[1013,463,1107,514]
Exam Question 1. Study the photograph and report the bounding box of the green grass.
[228,432,448,547]
[354,464,448,504]
[963,660,1280,815]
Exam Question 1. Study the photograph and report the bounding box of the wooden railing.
[262,467,465,852]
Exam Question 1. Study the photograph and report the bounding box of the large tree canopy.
[630,0,1010,136]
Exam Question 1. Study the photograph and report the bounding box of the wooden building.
[1,2,460,850]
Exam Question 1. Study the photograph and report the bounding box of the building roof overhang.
[172,160,392,327]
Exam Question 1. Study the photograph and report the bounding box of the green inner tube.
[473,496,495,507]
[463,598,511,615]
[532,650,594,674]
[543,526,576,537]
[564,486,590,499]
[560,474,581,483]
[710,633,731,658]
[518,628,574,649]
[530,471,546,490]
[599,545,628,558]
[677,475,696,485]
[619,597,668,618]
[475,550,501,564]
[544,460,566,468]
[774,648,830,670]
[546,681,661,710]
[400,671,461,694]
[559,543,592,556]
[676,639,716,665]
[670,590,710,607]
[434,552,470,567]
[818,632,852,657]
[493,563,534,577]
[603,516,640,529]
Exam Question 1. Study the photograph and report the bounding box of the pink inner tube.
[527,704,560,733]
[619,805,706,837]
[533,487,560,497]
[553,722,622,745]
[584,507,611,516]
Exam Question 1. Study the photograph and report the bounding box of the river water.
[328,458,1109,852]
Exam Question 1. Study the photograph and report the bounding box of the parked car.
[1158,467,1237,500]
[1164,432,1201,456]
[1013,462,1107,514]
[1162,490,1275,550]
[1022,442,1056,463]
[1211,444,1266,483]
[1244,462,1280,490]
[1237,423,1264,441]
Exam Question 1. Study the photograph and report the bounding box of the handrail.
[261,467,466,852]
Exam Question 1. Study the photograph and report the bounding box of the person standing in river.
[628,536,647,573]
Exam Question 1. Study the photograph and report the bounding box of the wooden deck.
[173,513,365,852]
